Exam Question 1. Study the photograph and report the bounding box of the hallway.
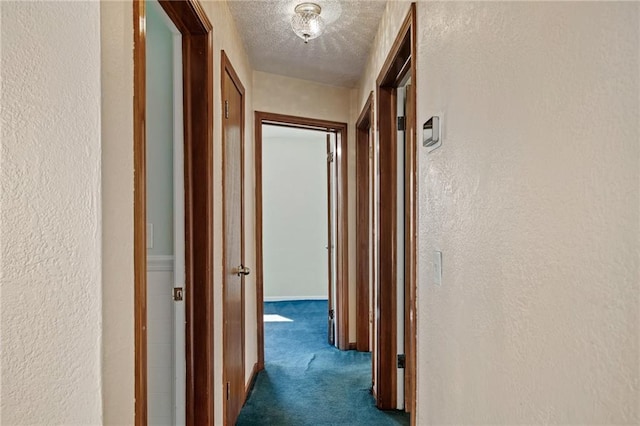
[237,301,409,425]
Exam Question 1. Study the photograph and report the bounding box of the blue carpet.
[236,300,409,426]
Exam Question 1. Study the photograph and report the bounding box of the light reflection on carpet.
[264,314,294,323]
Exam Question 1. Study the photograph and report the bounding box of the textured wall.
[415,2,639,423]
[1,1,103,424]
[262,126,329,300]
[253,70,358,342]
[357,1,640,423]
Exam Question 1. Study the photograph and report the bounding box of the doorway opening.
[143,2,185,424]
[254,112,350,369]
[259,123,336,368]
[374,3,417,422]
[133,0,214,424]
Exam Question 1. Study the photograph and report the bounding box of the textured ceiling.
[227,0,388,88]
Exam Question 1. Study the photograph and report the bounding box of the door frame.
[374,3,417,419]
[356,92,374,353]
[254,111,350,370]
[133,1,214,424]
[220,50,246,426]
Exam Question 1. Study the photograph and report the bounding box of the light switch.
[147,223,153,249]
[434,251,442,286]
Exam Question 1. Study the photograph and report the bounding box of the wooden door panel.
[222,54,245,426]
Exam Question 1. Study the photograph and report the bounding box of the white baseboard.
[147,255,174,271]
[263,296,328,302]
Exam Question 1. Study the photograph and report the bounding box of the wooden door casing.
[356,92,374,353]
[221,51,245,426]
[375,3,417,415]
[133,1,215,424]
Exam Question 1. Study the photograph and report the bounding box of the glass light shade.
[291,3,325,43]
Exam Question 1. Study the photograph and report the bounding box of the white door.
[396,82,408,410]
[171,29,186,426]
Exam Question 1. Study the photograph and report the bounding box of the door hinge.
[397,116,406,131]
[327,152,334,163]
[226,382,230,400]
[397,354,406,369]
[329,309,335,319]
[173,287,183,301]
[224,100,229,119]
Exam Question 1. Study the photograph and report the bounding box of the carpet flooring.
[236,300,409,426]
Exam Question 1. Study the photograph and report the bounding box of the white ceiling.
[227,0,388,88]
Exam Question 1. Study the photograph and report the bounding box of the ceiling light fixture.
[291,3,325,44]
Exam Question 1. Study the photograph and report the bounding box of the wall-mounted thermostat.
[423,116,441,153]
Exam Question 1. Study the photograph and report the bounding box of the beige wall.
[1,1,104,423]
[358,1,640,423]
[101,1,135,423]
[253,70,358,342]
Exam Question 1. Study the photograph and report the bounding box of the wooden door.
[356,100,372,353]
[222,52,245,426]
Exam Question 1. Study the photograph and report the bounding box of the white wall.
[1,1,103,424]
[146,1,175,257]
[145,3,176,424]
[262,125,329,300]
[254,71,357,341]
[358,1,640,423]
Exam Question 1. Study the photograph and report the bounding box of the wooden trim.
[356,92,374,353]
[258,112,346,132]
[336,128,349,351]
[374,3,416,413]
[135,1,214,425]
[221,50,246,96]
[348,342,357,351]
[376,5,413,88]
[133,1,147,424]
[159,0,212,34]
[243,362,260,404]
[357,91,374,129]
[254,111,350,368]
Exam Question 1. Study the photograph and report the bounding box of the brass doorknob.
[236,265,251,276]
